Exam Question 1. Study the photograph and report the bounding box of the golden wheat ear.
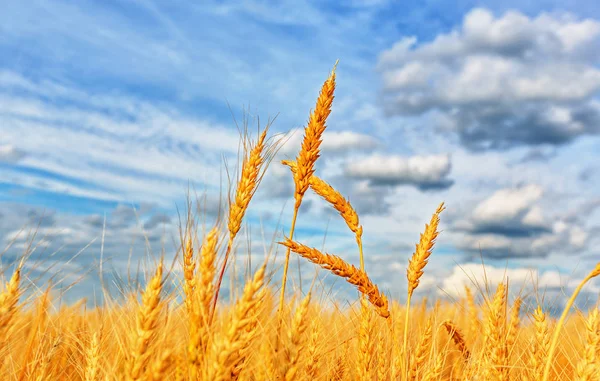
[279,61,339,320]
[279,238,390,318]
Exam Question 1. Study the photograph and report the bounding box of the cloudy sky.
[1,0,600,313]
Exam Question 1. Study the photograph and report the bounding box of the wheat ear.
[403,202,445,377]
[279,61,338,319]
[409,315,434,381]
[84,331,101,381]
[189,227,219,375]
[527,305,550,380]
[0,261,23,346]
[482,281,507,381]
[212,128,268,325]
[279,238,389,318]
[574,308,600,380]
[127,261,164,381]
[442,321,471,360]
[283,292,312,381]
[207,263,267,381]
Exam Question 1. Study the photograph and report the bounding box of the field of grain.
[1,62,599,381]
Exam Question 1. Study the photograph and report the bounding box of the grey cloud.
[513,146,558,165]
[449,185,594,259]
[27,209,56,227]
[378,8,600,151]
[0,145,26,163]
[143,213,172,230]
[579,167,598,182]
[344,153,454,191]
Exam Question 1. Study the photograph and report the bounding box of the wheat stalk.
[403,202,445,377]
[279,61,339,319]
[543,263,600,381]
[279,238,390,318]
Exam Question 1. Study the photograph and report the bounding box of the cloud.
[378,8,600,151]
[0,71,246,207]
[449,184,593,259]
[143,213,172,230]
[439,263,564,299]
[512,146,558,165]
[0,144,26,163]
[344,153,454,191]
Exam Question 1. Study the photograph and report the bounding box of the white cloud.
[439,263,563,299]
[471,184,544,225]
[344,153,453,190]
[378,8,600,150]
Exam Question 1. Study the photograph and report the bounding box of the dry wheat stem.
[357,298,375,380]
[543,262,600,381]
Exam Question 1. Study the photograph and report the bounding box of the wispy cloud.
[1,0,599,308]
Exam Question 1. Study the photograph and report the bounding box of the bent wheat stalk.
[279,238,389,318]
[282,159,364,268]
[542,262,600,381]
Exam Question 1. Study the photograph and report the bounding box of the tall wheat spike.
[127,261,164,381]
[403,202,445,377]
[189,227,219,375]
[575,308,600,380]
[279,61,338,319]
[206,263,267,381]
[213,128,269,324]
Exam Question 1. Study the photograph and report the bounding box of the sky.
[1,0,600,313]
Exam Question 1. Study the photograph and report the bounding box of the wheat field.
[1,61,599,381]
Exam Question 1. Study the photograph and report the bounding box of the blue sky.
[1,0,600,311]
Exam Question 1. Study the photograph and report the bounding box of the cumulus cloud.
[344,153,454,191]
[439,263,563,299]
[449,184,593,258]
[378,8,600,151]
